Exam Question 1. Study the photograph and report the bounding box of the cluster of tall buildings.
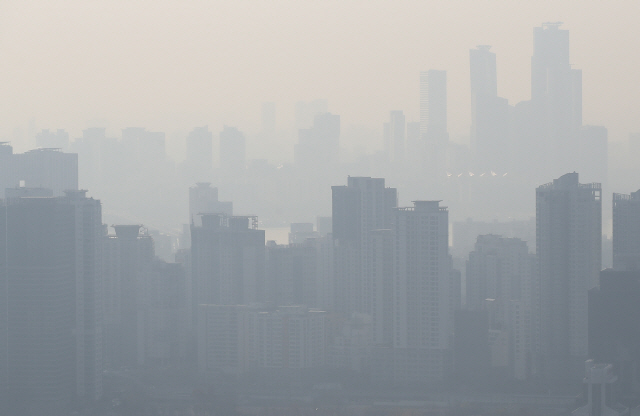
[3,21,640,416]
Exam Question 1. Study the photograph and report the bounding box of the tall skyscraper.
[613,190,640,271]
[535,172,601,383]
[470,45,509,173]
[102,225,154,369]
[393,201,453,383]
[0,191,103,415]
[419,70,448,145]
[419,70,448,177]
[531,23,583,175]
[331,177,397,331]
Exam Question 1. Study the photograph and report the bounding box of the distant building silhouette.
[35,129,69,150]
[420,69,448,145]
[470,45,509,173]
[295,112,340,168]
[185,126,213,180]
[188,182,233,228]
[531,23,583,175]
[419,70,448,176]
[535,172,601,384]
[294,99,328,130]
[121,127,166,163]
[219,126,246,173]
[383,111,405,163]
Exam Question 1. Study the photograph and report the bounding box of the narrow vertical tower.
[535,172,601,384]
[393,201,452,383]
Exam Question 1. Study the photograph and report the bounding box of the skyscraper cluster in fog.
[2,21,640,416]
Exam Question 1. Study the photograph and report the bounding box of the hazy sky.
[1,0,639,153]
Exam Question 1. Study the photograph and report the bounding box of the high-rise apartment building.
[102,225,154,369]
[294,99,328,130]
[0,191,103,415]
[419,70,448,145]
[35,129,70,150]
[392,201,453,383]
[535,172,601,383]
[197,304,326,375]
[588,270,640,404]
[612,190,640,271]
[466,234,534,380]
[531,23,583,175]
[190,214,265,307]
[331,177,397,321]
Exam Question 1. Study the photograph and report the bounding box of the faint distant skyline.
[0,0,638,151]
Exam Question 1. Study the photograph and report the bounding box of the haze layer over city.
[1,2,640,416]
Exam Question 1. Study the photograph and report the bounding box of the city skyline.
[1,7,640,415]
[0,2,639,155]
